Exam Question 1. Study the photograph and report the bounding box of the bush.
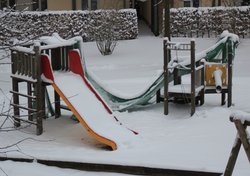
[0,9,138,44]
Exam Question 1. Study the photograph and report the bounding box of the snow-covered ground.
[0,25,250,175]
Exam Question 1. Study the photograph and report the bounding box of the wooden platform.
[0,156,222,176]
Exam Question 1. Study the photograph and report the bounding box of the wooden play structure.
[10,34,138,150]
[163,38,234,116]
[224,115,250,176]
[163,39,205,116]
[10,37,80,135]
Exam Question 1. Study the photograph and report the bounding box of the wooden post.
[54,90,61,118]
[12,79,20,127]
[164,39,169,115]
[27,82,33,121]
[221,93,226,106]
[156,89,161,103]
[190,40,195,116]
[11,51,20,127]
[221,41,227,105]
[227,39,233,107]
[34,44,43,135]
[164,0,171,39]
[234,120,250,161]
[224,137,242,176]
[200,61,205,105]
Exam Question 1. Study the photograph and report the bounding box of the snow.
[231,110,250,123]
[1,22,250,175]
[53,71,136,149]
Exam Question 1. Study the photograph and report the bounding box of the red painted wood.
[41,54,54,81]
[68,50,112,114]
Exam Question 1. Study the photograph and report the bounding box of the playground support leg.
[190,40,195,116]
[54,90,61,118]
[27,82,33,121]
[234,120,250,162]
[156,89,161,103]
[36,83,45,135]
[221,93,226,106]
[12,79,20,127]
[224,137,242,176]
[163,39,169,115]
[227,40,233,108]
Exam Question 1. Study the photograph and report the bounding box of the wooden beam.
[224,136,242,176]
[234,120,250,162]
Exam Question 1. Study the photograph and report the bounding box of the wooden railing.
[10,45,44,135]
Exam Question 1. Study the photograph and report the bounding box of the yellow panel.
[205,64,227,87]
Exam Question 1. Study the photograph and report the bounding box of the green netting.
[84,35,238,111]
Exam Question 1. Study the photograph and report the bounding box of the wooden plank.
[190,40,195,116]
[27,82,33,121]
[11,51,16,74]
[0,156,33,163]
[164,39,169,115]
[234,120,250,162]
[0,156,223,176]
[34,45,43,135]
[11,103,37,112]
[221,92,226,106]
[200,61,205,105]
[38,160,222,176]
[12,78,20,127]
[156,89,161,103]
[55,90,61,118]
[12,116,37,125]
[224,137,242,176]
[227,41,233,108]
[10,74,37,83]
[10,90,36,99]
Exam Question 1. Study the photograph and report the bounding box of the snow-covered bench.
[224,111,250,176]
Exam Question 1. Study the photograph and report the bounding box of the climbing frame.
[163,39,205,116]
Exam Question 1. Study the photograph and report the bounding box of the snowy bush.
[169,6,250,38]
[0,9,138,44]
[88,10,118,55]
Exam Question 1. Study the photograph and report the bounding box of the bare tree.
[89,10,119,56]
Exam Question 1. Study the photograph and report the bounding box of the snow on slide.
[41,51,137,150]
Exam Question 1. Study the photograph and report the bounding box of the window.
[184,0,199,7]
[0,0,8,9]
[193,0,199,7]
[33,0,39,10]
[91,0,97,10]
[41,0,47,11]
[81,0,97,10]
[72,0,76,10]
[9,0,15,8]
[184,0,191,7]
[82,0,88,10]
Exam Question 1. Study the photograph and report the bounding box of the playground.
[0,24,250,175]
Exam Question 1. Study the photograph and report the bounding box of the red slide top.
[68,50,113,114]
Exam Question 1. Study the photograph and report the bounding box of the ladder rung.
[10,91,36,99]
[11,74,37,83]
[11,103,37,112]
[13,116,37,125]
[60,105,70,111]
